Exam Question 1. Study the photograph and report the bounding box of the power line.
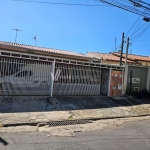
[97,0,150,18]
[13,0,110,7]
[130,19,143,36]
[126,15,141,37]
[131,23,150,45]
[127,8,148,37]
[129,22,147,38]
[131,22,148,40]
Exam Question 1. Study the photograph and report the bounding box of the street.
[1,119,150,150]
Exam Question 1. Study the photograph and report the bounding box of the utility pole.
[120,32,125,65]
[12,29,22,43]
[125,37,130,64]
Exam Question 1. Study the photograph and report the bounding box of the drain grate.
[47,120,92,127]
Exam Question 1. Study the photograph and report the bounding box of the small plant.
[68,116,74,120]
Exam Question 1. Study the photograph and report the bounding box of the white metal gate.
[53,64,101,95]
[0,57,52,95]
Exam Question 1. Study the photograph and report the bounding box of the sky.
[0,0,150,56]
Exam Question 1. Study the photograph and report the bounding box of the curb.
[1,114,150,128]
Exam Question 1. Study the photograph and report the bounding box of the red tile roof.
[0,41,88,59]
[112,52,150,62]
[87,52,135,63]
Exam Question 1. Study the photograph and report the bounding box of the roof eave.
[0,44,90,61]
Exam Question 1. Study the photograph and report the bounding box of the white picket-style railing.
[0,57,102,95]
[0,57,52,95]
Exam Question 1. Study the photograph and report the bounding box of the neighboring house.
[87,52,150,94]
[111,52,150,66]
[87,51,150,66]
[123,65,150,95]
[87,52,135,65]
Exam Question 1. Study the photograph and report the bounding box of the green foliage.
[68,116,74,120]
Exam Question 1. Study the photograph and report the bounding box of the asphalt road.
[1,119,150,150]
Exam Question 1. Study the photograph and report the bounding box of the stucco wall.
[140,61,150,66]
[103,60,150,66]
[102,60,119,65]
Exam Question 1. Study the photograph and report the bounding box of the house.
[87,51,150,66]
[87,52,150,95]
[0,41,124,97]
[87,52,136,64]
[111,52,150,66]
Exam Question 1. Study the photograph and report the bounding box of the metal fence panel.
[53,64,101,95]
[0,57,101,96]
[0,57,52,95]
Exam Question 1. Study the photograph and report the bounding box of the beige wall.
[140,61,150,66]
[102,60,150,66]
[102,60,119,65]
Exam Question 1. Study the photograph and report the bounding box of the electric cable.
[131,23,150,45]
[130,22,147,38]
[13,0,110,6]
[126,15,142,37]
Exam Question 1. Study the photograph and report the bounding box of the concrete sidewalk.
[0,104,150,125]
[0,96,150,125]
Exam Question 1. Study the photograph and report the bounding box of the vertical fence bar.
[14,58,17,76]
[108,68,112,97]
[0,57,2,94]
[50,59,55,97]
[6,58,9,76]
[70,65,73,84]
[4,58,5,78]
[0,57,2,77]
[2,58,4,78]
[63,64,66,84]
[74,65,77,94]
[10,59,12,82]
[60,64,62,84]
[8,58,11,76]
[80,66,84,94]
[65,65,68,94]
[54,63,57,84]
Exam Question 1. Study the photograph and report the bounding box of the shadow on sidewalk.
[0,137,9,146]
[0,96,149,113]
